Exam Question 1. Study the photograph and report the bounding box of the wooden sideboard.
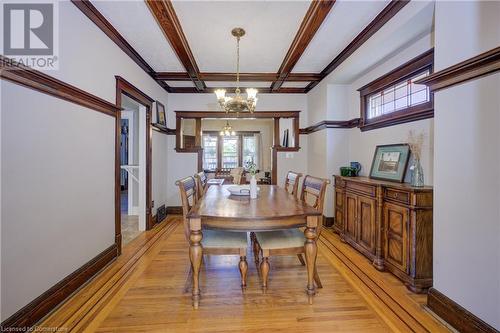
[333,175,433,293]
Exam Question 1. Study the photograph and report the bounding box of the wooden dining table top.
[187,185,321,220]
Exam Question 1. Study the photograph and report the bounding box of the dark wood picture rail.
[415,46,500,92]
[428,288,499,333]
[0,56,120,116]
[271,0,336,91]
[305,0,410,92]
[71,0,171,93]
[299,119,360,134]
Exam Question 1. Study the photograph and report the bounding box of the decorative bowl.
[227,185,260,196]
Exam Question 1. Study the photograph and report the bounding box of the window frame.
[201,131,260,172]
[358,49,434,132]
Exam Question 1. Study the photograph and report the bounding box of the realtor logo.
[2,2,58,69]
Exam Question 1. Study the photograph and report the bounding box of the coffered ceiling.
[79,0,434,94]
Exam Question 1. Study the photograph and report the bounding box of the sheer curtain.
[254,133,263,171]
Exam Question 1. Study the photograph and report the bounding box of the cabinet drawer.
[384,188,410,205]
[345,181,376,197]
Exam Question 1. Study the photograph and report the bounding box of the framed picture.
[156,101,166,126]
[369,144,410,182]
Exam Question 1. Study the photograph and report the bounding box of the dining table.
[186,184,322,308]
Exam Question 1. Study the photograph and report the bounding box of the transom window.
[202,132,259,171]
[367,70,430,120]
[358,49,434,131]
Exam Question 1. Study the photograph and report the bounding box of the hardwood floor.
[40,216,451,332]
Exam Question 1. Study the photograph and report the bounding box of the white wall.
[1,82,115,320]
[165,93,308,206]
[0,1,170,319]
[433,1,500,329]
[152,131,168,217]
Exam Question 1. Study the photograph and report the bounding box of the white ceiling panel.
[171,0,311,72]
[293,0,390,73]
[281,81,310,88]
[91,0,185,72]
[206,81,273,88]
[327,1,435,84]
[164,81,196,88]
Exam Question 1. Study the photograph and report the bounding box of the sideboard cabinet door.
[384,202,409,274]
[357,196,376,254]
[345,193,357,241]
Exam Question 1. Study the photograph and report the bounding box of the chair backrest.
[284,171,303,198]
[230,167,244,184]
[175,176,198,241]
[194,171,207,200]
[300,175,330,238]
[300,175,330,212]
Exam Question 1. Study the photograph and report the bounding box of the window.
[221,136,239,169]
[242,135,257,166]
[358,49,434,131]
[201,132,260,171]
[202,134,218,171]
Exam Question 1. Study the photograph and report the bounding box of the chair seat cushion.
[255,229,305,250]
[202,229,248,249]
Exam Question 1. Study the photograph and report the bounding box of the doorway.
[115,76,154,254]
[119,95,146,245]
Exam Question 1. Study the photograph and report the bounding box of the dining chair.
[193,171,207,201]
[253,175,330,291]
[284,171,303,198]
[176,176,249,287]
[230,167,245,184]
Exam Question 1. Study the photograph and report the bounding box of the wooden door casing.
[384,202,409,274]
[357,196,376,254]
[345,193,357,241]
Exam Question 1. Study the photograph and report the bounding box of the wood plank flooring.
[40,217,451,333]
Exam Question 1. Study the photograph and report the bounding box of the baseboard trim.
[427,287,499,333]
[323,216,334,228]
[166,206,182,215]
[1,244,118,331]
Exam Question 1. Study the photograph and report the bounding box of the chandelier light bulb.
[215,89,226,100]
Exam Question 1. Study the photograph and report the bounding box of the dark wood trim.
[428,288,499,333]
[145,0,205,91]
[299,119,360,134]
[176,111,300,119]
[306,0,410,92]
[169,87,306,94]
[0,56,120,116]
[155,72,321,82]
[273,117,281,147]
[166,206,183,215]
[152,123,176,135]
[358,49,434,131]
[271,0,336,91]
[71,0,171,93]
[415,46,500,92]
[0,244,117,331]
[115,76,154,238]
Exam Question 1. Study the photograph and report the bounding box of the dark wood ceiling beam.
[169,87,306,94]
[71,0,172,93]
[271,0,336,91]
[145,0,205,91]
[305,0,410,92]
[154,72,321,82]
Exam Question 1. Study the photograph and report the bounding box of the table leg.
[304,216,319,304]
[189,218,203,309]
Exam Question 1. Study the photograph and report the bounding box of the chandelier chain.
[236,36,240,90]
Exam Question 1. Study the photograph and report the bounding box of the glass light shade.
[220,131,224,136]
[215,89,226,100]
[246,88,258,100]
[231,131,236,136]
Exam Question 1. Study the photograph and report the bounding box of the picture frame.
[156,101,166,126]
[369,143,410,182]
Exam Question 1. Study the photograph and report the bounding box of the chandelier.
[214,28,258,114]
[220,121,236,136]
